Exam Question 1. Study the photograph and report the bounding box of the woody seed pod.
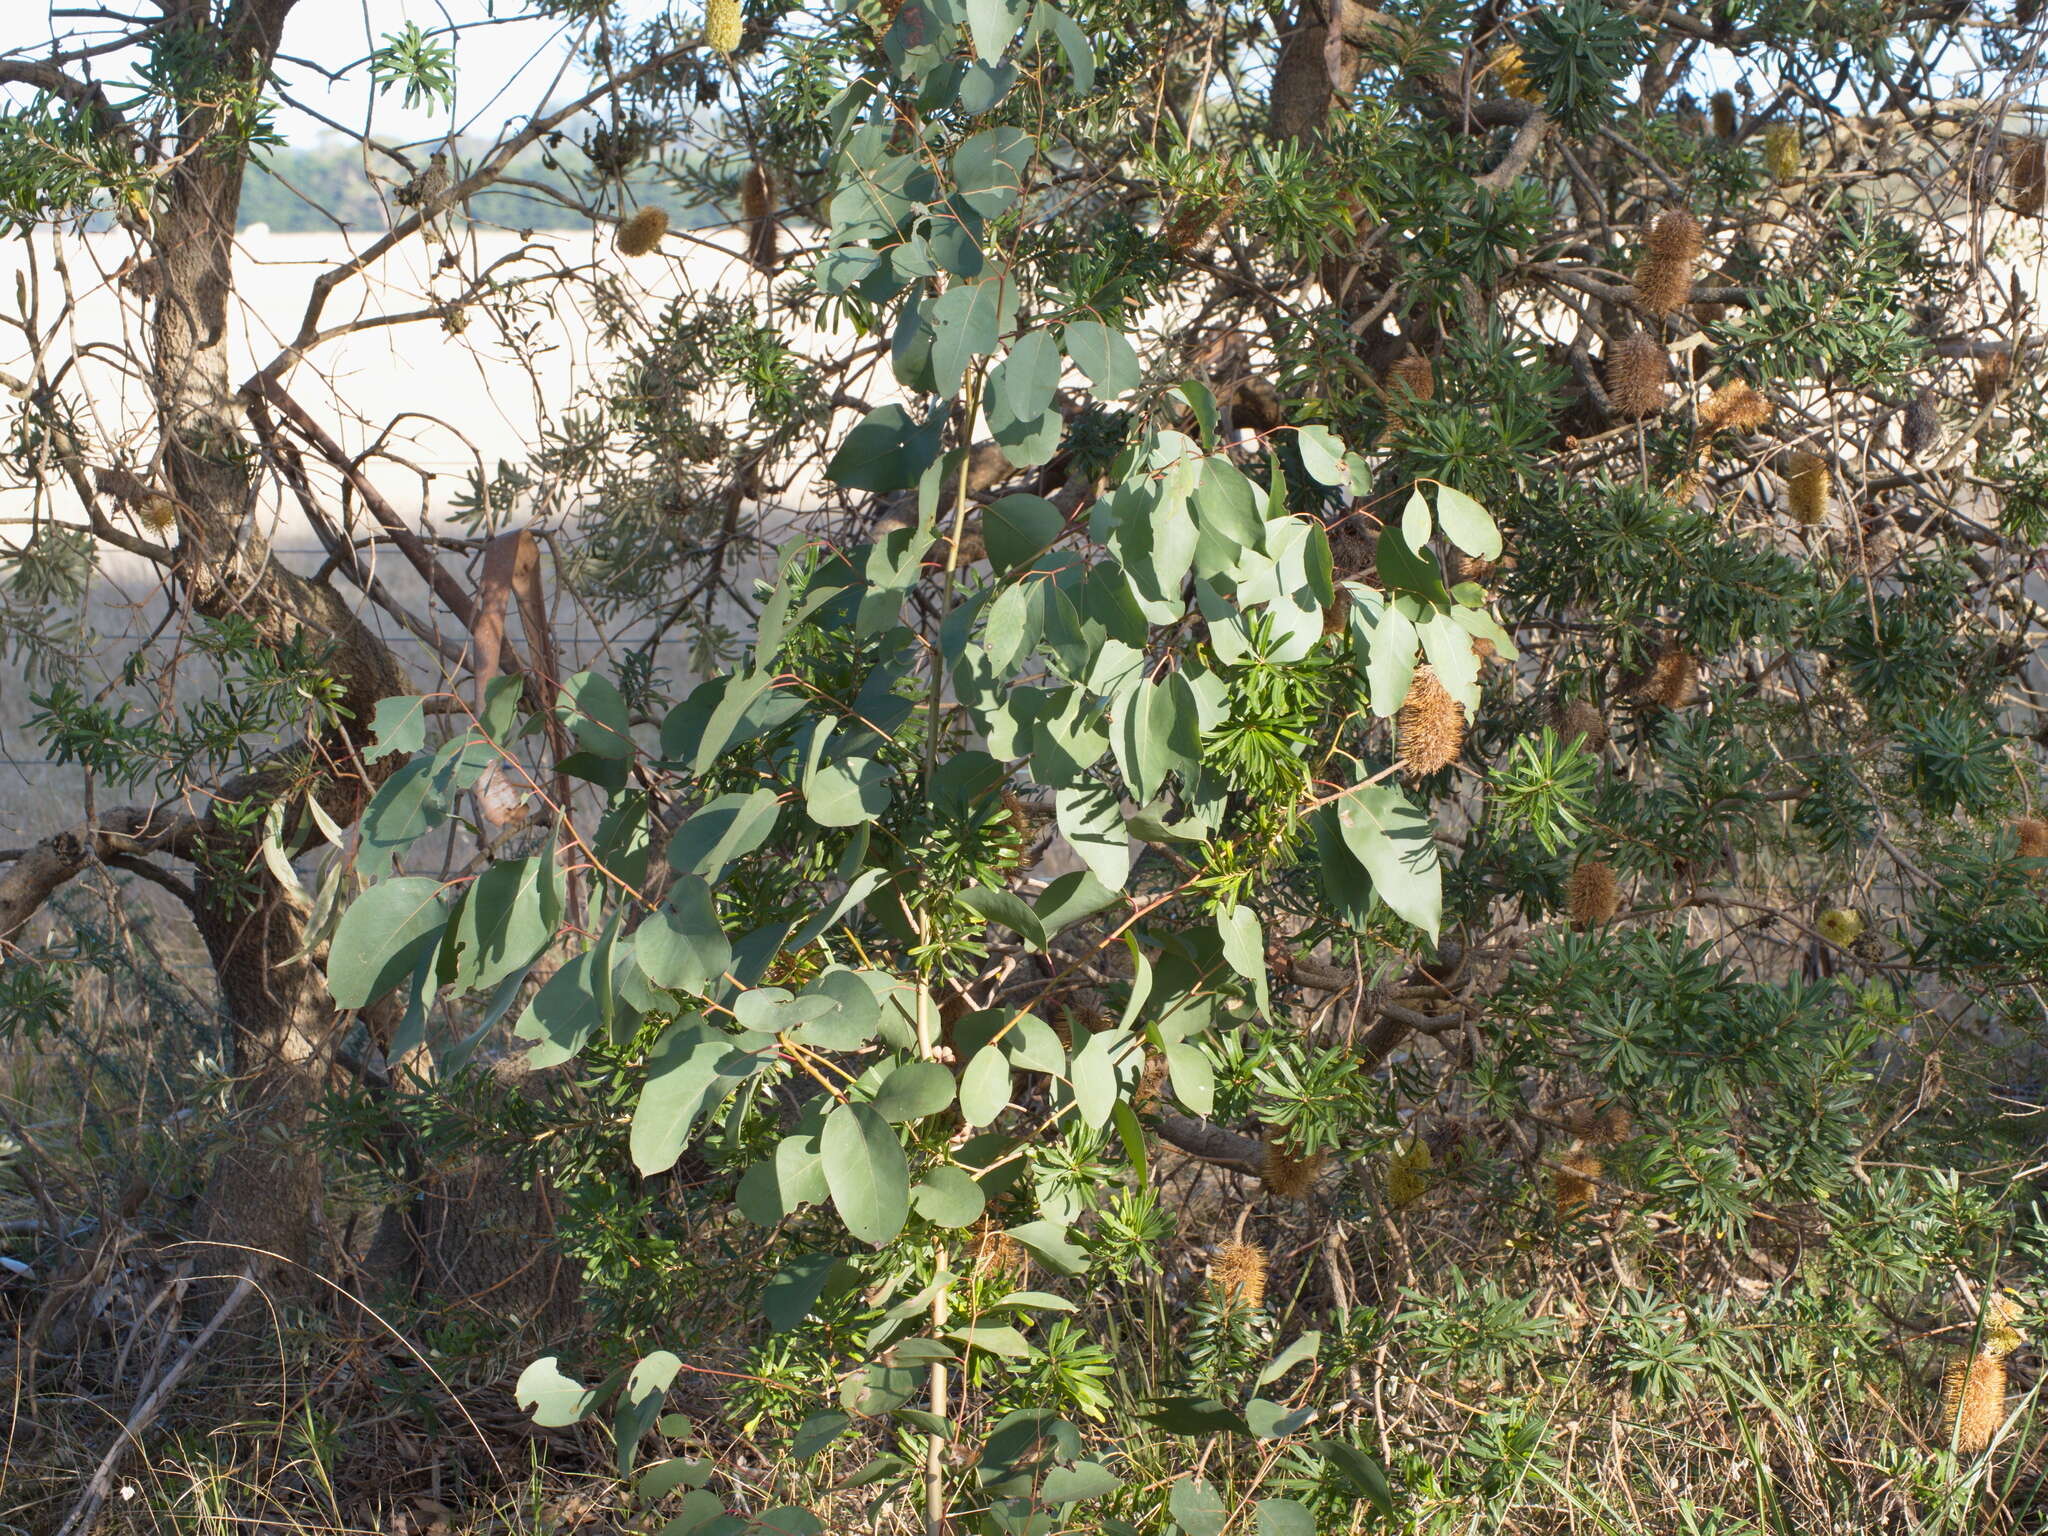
[1940,1353,2008,1454]
[705,0,743,54]
[1785,450,1831,526]
[1763,123,1801,182]
[1631,210,1701,317]
[1697,377,1771,435]
[1567,861,1620,928]
[1711,91,1738,140]
[616,206,670,257]
[740,160,779,271]
[1900,389,1940,457]
[1640,647,1699,709]
[1261,1138,1326,1200]
[2013,140,2046,217]
[1556,698,1609,751]
[1211,1241,1269,1309]
[1606,334,1670,418]
[1975,350,2011,405]
[972,1223,1028,1281]
[1398,664,1466,777]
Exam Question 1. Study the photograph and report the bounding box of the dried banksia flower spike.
[1553,1150,1603,1217]
[1631,210,1701,317]
[1260,1137,1325,1201]
[1398,664,1466,777]
[1385,353,1435,403]
[1711,90,1738,139]
[1386,1135,1433,1209]
[1785,450,1831,526]
[1211,1241,1269,1309]
[1606,333,1670,419]
[1697,378,1771,436]
[616,205,669,257]
[2014,816,2048,861]
[1567,860,1620,928]
[704,0,742,55]
[1557,698,1609,751]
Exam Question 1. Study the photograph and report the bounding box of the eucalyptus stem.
[923,367,986,784]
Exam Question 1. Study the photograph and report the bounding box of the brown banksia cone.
[1489,43,1542,104]
[1553,1150,1603,1217]
[1976,350,2012,404]
[1636,646,1699,710]
[704,0,743,54]
[1454,551,1498,586]
[1398,664,1466,778]
[1763,123,1801,183]
[1940,1353,2008,1454]
[1133,1051,1168,1110]
[617,206,670,257]
[1161,192,1237,255]
[1556,698,1609,751]
[1384,353,1436,405]
[1785,450,1831,526]
[2014,817,2048,861]
[1261,1138,1326,1200]
[1901,389,1941,457]
[1631,211,1701,318]
[1711,91,1738,140]
[1567,861,1620,928]
[1697,378,1771,435]
[2013,140,2046,217]
[1606,334,1670,419]
[1569,1099,1635,1146]
[740,159,779,271]
[1211,1241,1269,1309]
[1386,1135,1433,1208]
[1321,583,1353,638]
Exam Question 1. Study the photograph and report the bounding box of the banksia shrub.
[1785,450,1831,526]
[1900,388,1940,456]
[1631,210,1701,317]
[1211,1241,1268,1308]
[1940,1353,2008,1454]
[1556,698,1609,750]
[1606,334,1670,418]
[1398,664,1466,776]
[1697,378,1771,435]
[1763,123,1801,182]
[2014,816,2048,861]
[1261,1138,1325,1200]
[1386,1135,1433,1208]
[1552,1150,1603,1216]
[617,206,669,257]
[1568,860,1620,928]
[1711,90,1738,139]
[704,0,742,55]
[2013,139,2046,217]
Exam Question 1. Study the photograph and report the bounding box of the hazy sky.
[0,2,669,147]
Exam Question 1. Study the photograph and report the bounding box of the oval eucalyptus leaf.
[872,1059,956,1121]
[821,1102,911,1244]
[960,1043,1012,1126]
[635,876,732,995]
[1168,1476,1227,1536]
[328,877,451,1009]
[911,1165,986,1226]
